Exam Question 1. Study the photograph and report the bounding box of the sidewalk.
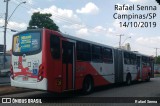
[0,84,32,96]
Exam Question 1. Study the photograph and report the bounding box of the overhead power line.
[0,13,5,18]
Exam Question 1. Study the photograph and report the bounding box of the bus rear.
[11,29,47,90]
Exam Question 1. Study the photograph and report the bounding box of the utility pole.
[117,34,124,49]
[3,0,10,69]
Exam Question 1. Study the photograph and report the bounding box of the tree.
[28,12,60,31]
[155,56,160,64]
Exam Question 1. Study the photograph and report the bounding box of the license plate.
[23,76,28,81]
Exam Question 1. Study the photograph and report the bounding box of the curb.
[0,83,10,86]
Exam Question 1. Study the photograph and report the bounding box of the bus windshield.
[12,32,41,55]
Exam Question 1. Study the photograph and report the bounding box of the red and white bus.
[11,28,154,93]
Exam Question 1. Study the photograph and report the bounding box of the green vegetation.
[154,74,160,77]
[155,56,160,64]
[27,12,60,31]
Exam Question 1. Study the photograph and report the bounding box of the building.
[121,43,131,51]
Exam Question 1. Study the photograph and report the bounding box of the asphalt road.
[1,78,160,106]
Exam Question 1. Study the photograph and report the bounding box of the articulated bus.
[11,28,154,93]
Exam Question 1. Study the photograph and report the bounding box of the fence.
[0,53,11,70]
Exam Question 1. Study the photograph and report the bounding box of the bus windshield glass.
[12,32,41,54]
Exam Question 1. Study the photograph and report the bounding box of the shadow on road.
[24,80,153,98]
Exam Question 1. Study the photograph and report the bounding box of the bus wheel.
[126,75,131,85]
[82,76,94,94]
[146,75,150,82]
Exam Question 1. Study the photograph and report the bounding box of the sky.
[0,0,160,56]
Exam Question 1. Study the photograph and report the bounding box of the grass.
[154,74,160,77]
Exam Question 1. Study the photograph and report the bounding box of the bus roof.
[16,28,152,57]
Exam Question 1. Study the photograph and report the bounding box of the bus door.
[62,40,75,90]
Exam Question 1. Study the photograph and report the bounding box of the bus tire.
[82,76,94,94]
[146,74,150,82]
[126,74,131,85]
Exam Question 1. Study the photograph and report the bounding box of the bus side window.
[124,52,129,64]
[92,45,102,62]
[142,56,148,66]
[50,35,60,59]
[130,53,136,65]
[103,48,113,63]
[76,41,91,61]
[124,52,126,64]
